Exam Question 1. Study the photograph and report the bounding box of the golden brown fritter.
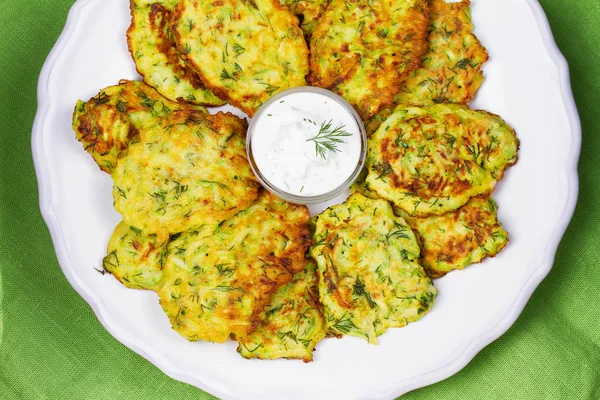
[308,0,430,120]
[112,110,259,239]
[279,0,330,39]
[158,190,312,343]
[72,80,206,173]
[398,196,509,278]
[127,0,225,106]
[236,260,326,362]
[365,104,519,217]
[364,0,489,135]
[394,0,488,105]
[310,193,436,344]
[171,0,309,116]
[102,221,168,290]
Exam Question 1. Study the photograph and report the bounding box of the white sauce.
[251,91,362,197]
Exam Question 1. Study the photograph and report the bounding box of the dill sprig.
[306,119,353,159]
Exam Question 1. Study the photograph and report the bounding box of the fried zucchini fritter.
[158,190,311,343]
[236,260,326,362]
[310,193,436,344]
[398,196,508,278]
[112,110,259,239]
[102,221,169,290]
[72,80,206,173]
[279,0,330,39]
[364,0,489,135]
[171,0,309,116]
[127,0,225,106]
[365,104,519,217]
[394,0,488,106]
[308,0,430,120]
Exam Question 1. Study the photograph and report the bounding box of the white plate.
[32,0,581,398]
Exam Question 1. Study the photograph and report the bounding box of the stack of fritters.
[353,0,518,278]
[75,81,320,359]
[72,80,207,173]
[72,0,519,360]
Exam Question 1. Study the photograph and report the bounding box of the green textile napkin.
[0,0,598,398]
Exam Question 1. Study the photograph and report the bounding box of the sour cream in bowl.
[247,87,367,204]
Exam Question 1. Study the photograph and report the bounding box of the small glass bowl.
[246,86,367,205]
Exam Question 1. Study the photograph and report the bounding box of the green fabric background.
[0,0,598,398]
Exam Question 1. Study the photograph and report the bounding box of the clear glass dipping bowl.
[246,86,367,205]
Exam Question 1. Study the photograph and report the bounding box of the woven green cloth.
[0,0,598,398]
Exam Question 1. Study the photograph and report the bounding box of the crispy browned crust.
[409,196,511,278]
[426,231,510,279]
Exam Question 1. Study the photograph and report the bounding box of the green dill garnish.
[173,180,188,198]
[198,179,229,190]
[215,263,236,277]
[332,313,358,334]
[233,43,246,56]
[375,163,393,180]
[454,58,471,70]
[466,143,483,163]
[102,251,119,270]
[258,82,280,96]
[116,187,127,199]
[116,100,127,113]
[241,343,263,353]
[306,119,353,159]
[353,276,377,308]
[386,221,409,241]
[94,92,109,106]
[220,69,236,81]
[136,90,157,110]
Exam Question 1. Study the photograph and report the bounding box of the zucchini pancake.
[308,0,430,120]
[365,104,519,217]
[237,260,326,362]
[158,190,311,343]
[364,0,488,136]
[171,0,309,116]
[127,0,225,106]
[102,221,168,291]
[399,196,509,278]
[310,193,437,344]
[112,110,259,239]
[395,0,488,106]
[73,80,206,173]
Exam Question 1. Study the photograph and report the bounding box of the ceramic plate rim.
[31,0,581,398]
